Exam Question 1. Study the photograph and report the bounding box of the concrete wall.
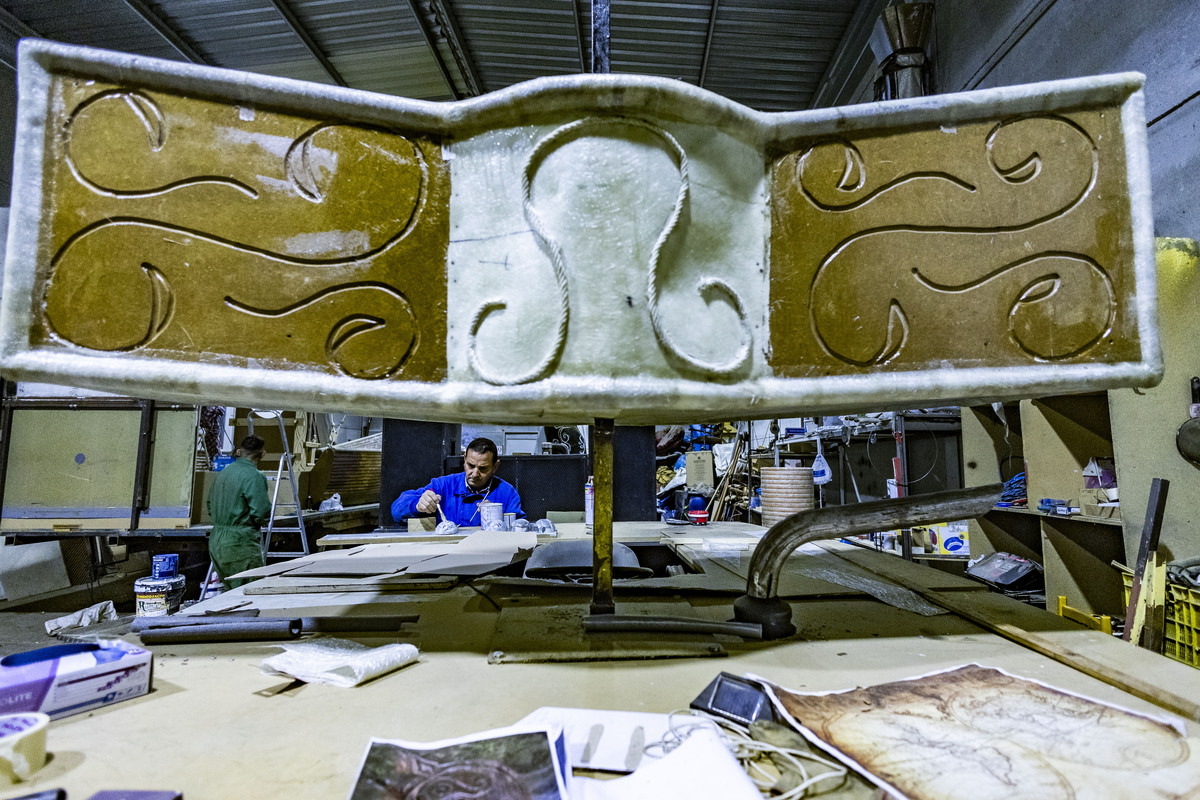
[935,0,1200,562]
[935,0,1200,238]
[1110,240,1200,566]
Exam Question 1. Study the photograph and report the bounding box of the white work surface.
[314,520,739,548]
[8,524,1200,799]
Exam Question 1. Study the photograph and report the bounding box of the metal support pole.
[0,380,14,525]
[590,417,615,615]
[591,0,610,75]
[838,440,846,506]
[130,399,156,531]
[894,412,914,560]
[739,422,748,522]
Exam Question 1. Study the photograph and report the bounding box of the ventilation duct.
[870,1,935,100]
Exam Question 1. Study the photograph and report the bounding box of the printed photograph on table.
[348,727,570,800]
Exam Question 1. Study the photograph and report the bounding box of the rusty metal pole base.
[733,595,795,640]
[590,417,616,616]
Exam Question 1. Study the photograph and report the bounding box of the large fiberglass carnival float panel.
[0,40,1159,424]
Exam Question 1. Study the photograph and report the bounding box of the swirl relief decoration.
[462,116,754,387]
[768,110,1139,377]
[36,78,449,381]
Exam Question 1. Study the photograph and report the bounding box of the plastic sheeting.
[260,639,419,688]
[44,600,118,635]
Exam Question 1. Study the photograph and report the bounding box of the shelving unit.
[753,411,966,563]
[763,411,962,505]
[962,239,1200,640]
[962,392,1127,615]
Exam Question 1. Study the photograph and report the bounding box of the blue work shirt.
[391,473,524,527]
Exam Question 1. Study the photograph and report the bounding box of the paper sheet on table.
[232,531,536,579]
[515,707,672,773]
[757,663,1200,800]
[45,599,118,635]
[230,546,371,579]
[572,727,759,800]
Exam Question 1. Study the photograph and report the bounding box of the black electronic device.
[965,551,1043,591]
[690,671,777,726]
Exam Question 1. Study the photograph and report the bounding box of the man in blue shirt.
[391,437,524,528]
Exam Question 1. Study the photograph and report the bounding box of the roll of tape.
[0,711,49,784]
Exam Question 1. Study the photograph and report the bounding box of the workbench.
[9,522,1198,799]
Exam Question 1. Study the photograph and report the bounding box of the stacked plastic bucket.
[758,466,815,528]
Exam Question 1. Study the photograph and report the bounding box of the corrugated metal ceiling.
[0,0,881,110]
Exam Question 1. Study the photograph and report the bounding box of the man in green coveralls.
[207,434,271,588]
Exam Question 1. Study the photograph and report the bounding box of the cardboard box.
[686,451,715,488]
[912,522,970,556]
[0,640,152,719]
[934,521,970,556]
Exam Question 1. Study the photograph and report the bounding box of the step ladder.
[193,423,212,471]
[249,410,309,560]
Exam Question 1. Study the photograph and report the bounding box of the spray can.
[584,476,595,531]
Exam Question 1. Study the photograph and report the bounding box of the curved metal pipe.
[735,483,1002,639]
[746,483,1002,599]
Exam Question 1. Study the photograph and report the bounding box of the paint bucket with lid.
[134,574,186,616]
[479,501,505,530]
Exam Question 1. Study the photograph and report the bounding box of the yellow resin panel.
[37,78,449,382]
[769,111,1137,376]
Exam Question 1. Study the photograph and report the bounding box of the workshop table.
[9,525,1199,800]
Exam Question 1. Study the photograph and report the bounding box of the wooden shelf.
[912,553,972,562]
[989,506,1123,528]
[962,393,1125,616]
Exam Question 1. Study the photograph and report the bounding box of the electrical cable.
[464,580,502,612]
[863,424,940,490]
[643,709,848,799]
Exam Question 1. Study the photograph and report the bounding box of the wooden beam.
[809,0,888,108]
[0,5,37,38]
[698,0,719,89]
[572,0,588,73]
[1124,477,1169,647]
[427,0,482,96]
